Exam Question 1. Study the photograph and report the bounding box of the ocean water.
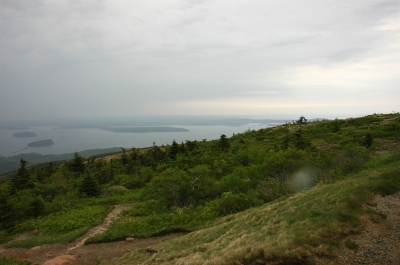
[0,124,273,157]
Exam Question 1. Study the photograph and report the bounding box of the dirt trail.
[65,204,131,254]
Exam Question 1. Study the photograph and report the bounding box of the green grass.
[5,227,89,249]
[86,205,218,244]
[345,239,358,250]
[5,205,110,248]
[103,151,400,265]
[0,257,31,265]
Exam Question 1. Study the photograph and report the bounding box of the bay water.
[0,124,274,157]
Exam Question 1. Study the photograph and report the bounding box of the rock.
[42,255,76,265]
[126,237,135,242]
[30,246,41,252]
[46,253,55,258]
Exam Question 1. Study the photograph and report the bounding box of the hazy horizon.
[0,114,344,128]
[1,0,399,122]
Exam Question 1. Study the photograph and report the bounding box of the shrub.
[206,192,262,216]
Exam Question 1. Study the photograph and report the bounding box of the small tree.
[80,174,101,197]
[296,116,307,125]
[293,129,310,150]
[332,118,340,133]
[120,148,129,166]
[219,134,230,151]
[168,140,180,160]
[0,194,18,229]
[70,152,86,174]
[11,158,33,193]
[363,132,374,148]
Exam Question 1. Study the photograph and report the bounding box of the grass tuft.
[344,239,358,250]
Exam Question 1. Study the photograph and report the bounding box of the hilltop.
[0,113,399,265]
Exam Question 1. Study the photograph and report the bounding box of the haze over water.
[0,117,285,157]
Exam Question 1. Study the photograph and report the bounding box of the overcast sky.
[1,0,399,122]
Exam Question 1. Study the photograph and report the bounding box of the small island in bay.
[101,126,190,133]
[27,139,54,147]
[13,131,38,137]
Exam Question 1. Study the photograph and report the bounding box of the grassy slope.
[106,151,400,265]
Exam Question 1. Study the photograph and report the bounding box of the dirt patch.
[315,192,400,264]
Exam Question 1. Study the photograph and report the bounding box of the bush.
[369,169,400,196]
[206,192,262,216]
[106,185,131,196]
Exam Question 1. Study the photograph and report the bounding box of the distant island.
[101,126,190,133]
[13,131,37,137]
[27,139,54,147]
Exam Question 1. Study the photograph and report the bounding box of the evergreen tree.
[186,140,197,152]
[169,140,180,159]
[0,194,17,229]
[121,148,129,166]
[293,129,310,150]
[152,145,166,163]
[70,152,86,174]
[11,158,33,193]
[363,132,374,148]
[27,196,45,218]
[80,174,101,197]
[180,141,186,154]
[219,134,230,151]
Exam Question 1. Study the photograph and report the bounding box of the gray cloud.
[1,0,399,121]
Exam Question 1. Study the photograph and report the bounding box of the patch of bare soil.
[315,192,400,265]
[0,204,186,265]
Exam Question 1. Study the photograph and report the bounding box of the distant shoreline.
[28,139,54,147]
[100,126,190,133]
[13,131,37,137]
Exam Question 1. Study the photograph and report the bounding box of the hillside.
[0,113,399,265]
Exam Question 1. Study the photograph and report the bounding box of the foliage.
[1,112,400,251]
[69,152,86,174]
[79,174,101,197]
[16,205,109,234]
[10,159,33,192]
[106,150,400,265]
[0,257,31,265]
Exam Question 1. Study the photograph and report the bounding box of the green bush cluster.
[16,205,109,234]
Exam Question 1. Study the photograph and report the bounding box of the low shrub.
[16,205,109,234]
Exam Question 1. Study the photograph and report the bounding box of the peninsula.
[27,139,54,147]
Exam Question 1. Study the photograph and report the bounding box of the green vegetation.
[105,150,400,264]
[0,257,30,265]
[0,113,399,264]
[0,147,126,176]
